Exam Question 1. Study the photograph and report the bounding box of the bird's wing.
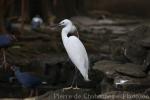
[71,25,79,38]
[16,72,41,87]
[64,36,89,80]
[22,72,41,83]
[0,35,12,47]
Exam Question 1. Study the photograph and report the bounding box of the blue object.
[31,21,41,30]
[12,66,41,89]
[0,35,14,48]
[31,16,43,30]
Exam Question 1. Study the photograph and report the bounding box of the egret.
[11,66,42,97]
[58,19,90,90]
[0,34,16,68]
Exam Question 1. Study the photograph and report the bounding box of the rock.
[93,60,121,78]
[98,19,115,25]
[110,37,129,63]
[141,37,150,48]
[93,60,148,94]
[89,54,110,66]
[125,43,147,64]
[100,77,115,93]
[88,69,105,90]
[143,51,150,73]
[98,91,150,100]
[124,25,148,64]
[127,25,149,42]
[112,37,127,43]
[145,88,150,96]
[87,10,112,19]
[72,16,141,27]
[113,75,150,92]
[71,16,134,35]
[100,66,146,93]
[116,63,146,78]
[93,61,146,78]
[100,72,148,94]
[71,16,99,26]
[99,45,111,54]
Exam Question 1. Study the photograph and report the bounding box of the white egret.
[59,19,90,90]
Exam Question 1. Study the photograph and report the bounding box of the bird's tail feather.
[84,76,91,82]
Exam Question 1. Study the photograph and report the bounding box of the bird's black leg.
[2,48,7,69]
[73,68,80,90]
[29,89,34,97]
[63,67,77,90]
[71,67,78,87]
[35,88,38,96]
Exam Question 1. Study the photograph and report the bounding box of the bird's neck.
[61,25,72,39]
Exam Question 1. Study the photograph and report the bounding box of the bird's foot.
[63,86,73,91]
[73,86,80,90]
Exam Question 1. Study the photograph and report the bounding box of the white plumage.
[32,16,43,24]
[59,19,90,81]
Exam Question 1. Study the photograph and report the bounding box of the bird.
[11,66,42,97]
[58,19,90,90]
[0,34,16,68]
[31,15,43,31]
